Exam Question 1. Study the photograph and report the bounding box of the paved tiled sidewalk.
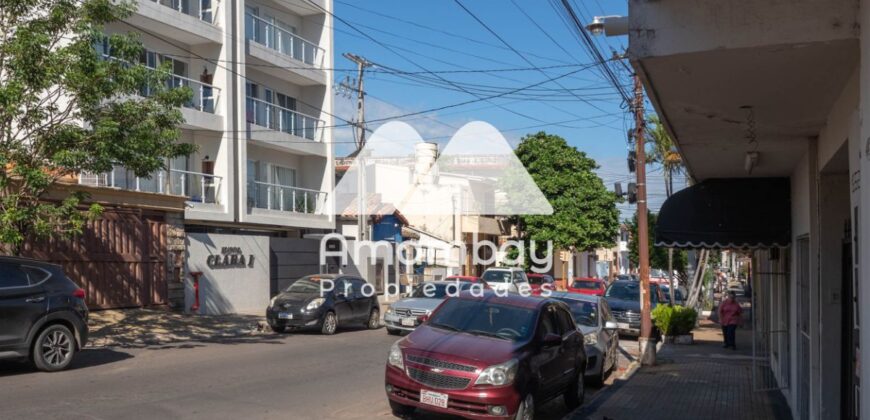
[571,320,792,420]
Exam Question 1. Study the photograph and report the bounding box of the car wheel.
[321,311,338,335]
[367,308,381,329]
[514,393,535,420]
[588,364,604,387]
[32,324,76,372]
[386,327,402,336]
[272,325,286,333]
[564,370,586,409]
[388,399,414,417]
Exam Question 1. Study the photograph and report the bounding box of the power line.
[452,0,611,117]
[553,0,631,105]
[335,0,586,68]
[303,0,584,129]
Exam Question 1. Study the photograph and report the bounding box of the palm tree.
[646,115,686,306]
[646,115,683,197]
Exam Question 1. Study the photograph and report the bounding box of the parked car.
[549,291,619,385]
[444,275,481,283]
[566,277,607,296]
[384,280,479,335]
[385,291,587,419]
[266,274,380,335]
[659,285,686,306]
[0,257,89,372]
[614,274,633,282]
[603,280,667,336]
[481,267,531,294]
[526,273,555,296]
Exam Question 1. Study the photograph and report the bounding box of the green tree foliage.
[646,115,683,197]
[512,132,619,261]
[0,0,195,252]
[627,210,688,274]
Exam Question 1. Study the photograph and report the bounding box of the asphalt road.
[0,326,638,420]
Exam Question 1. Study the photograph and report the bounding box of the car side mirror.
[541,333,562,347]
[417,314,430,324]
[604,321,618,330]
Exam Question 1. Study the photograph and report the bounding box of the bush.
[652,305,698,336]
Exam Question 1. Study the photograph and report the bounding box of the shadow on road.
[0,347,134,377]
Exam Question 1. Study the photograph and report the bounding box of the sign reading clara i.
[207,247,255,269]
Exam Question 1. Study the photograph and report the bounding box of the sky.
[329,0,686,221]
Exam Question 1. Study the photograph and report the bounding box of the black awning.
[655,178,790,249]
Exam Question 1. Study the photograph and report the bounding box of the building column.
[856,0,870,414]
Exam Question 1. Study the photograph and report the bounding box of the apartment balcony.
[127,0,223,45]
[140,69,224,131]
[79,168,223,210]
[244,13,326,86]
[246,181,332,229]
[245,96,327,157]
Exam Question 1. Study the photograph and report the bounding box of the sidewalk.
[572,319,791,420]
[88,308,274,348]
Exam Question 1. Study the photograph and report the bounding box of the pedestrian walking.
[718,291,742,350]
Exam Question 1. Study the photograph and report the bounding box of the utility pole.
[634,73,656,366]
[340,53,372,241]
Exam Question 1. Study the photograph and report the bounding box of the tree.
[646,115,683,197]
[646,115,686,304]
[512,132,620,267]
[0,0,195,253]
[627,210,687,275]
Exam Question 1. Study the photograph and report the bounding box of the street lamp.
[585,15,629,37]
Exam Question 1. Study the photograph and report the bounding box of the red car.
[526,273,556,296]
[445,275,482,283]
[385,291,587,419]
[566,277,607,296]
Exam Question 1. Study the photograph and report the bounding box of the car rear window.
[482,271,512,283]
[555,298,599,327]
[606,283,641,300]
[572,280,601,290]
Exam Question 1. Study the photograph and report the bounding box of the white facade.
[629,1,867,418]
[95,0,335,233]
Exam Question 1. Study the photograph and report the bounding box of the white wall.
[185,233,271,315]
[630,0,857,59]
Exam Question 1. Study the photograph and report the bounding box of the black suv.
[266,274,381,335]
[0,257,89,371]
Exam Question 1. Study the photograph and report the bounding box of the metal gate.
[22,209,168,309]
[752,247,790,392]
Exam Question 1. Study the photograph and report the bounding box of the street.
[0,326,637,419]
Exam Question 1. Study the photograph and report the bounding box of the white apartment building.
[88,0,335,233]
[75,0,336,313]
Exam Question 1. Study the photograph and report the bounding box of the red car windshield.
[572,280,601,290]
[427,299,536,342]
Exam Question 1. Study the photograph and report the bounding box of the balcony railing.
[101,54,221,114]
[151,0,217,24]
[142,72,221,114]
[79,168,222,205]
[245,13,324,68]
[246,96,322,141]
[247,181,326,214]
